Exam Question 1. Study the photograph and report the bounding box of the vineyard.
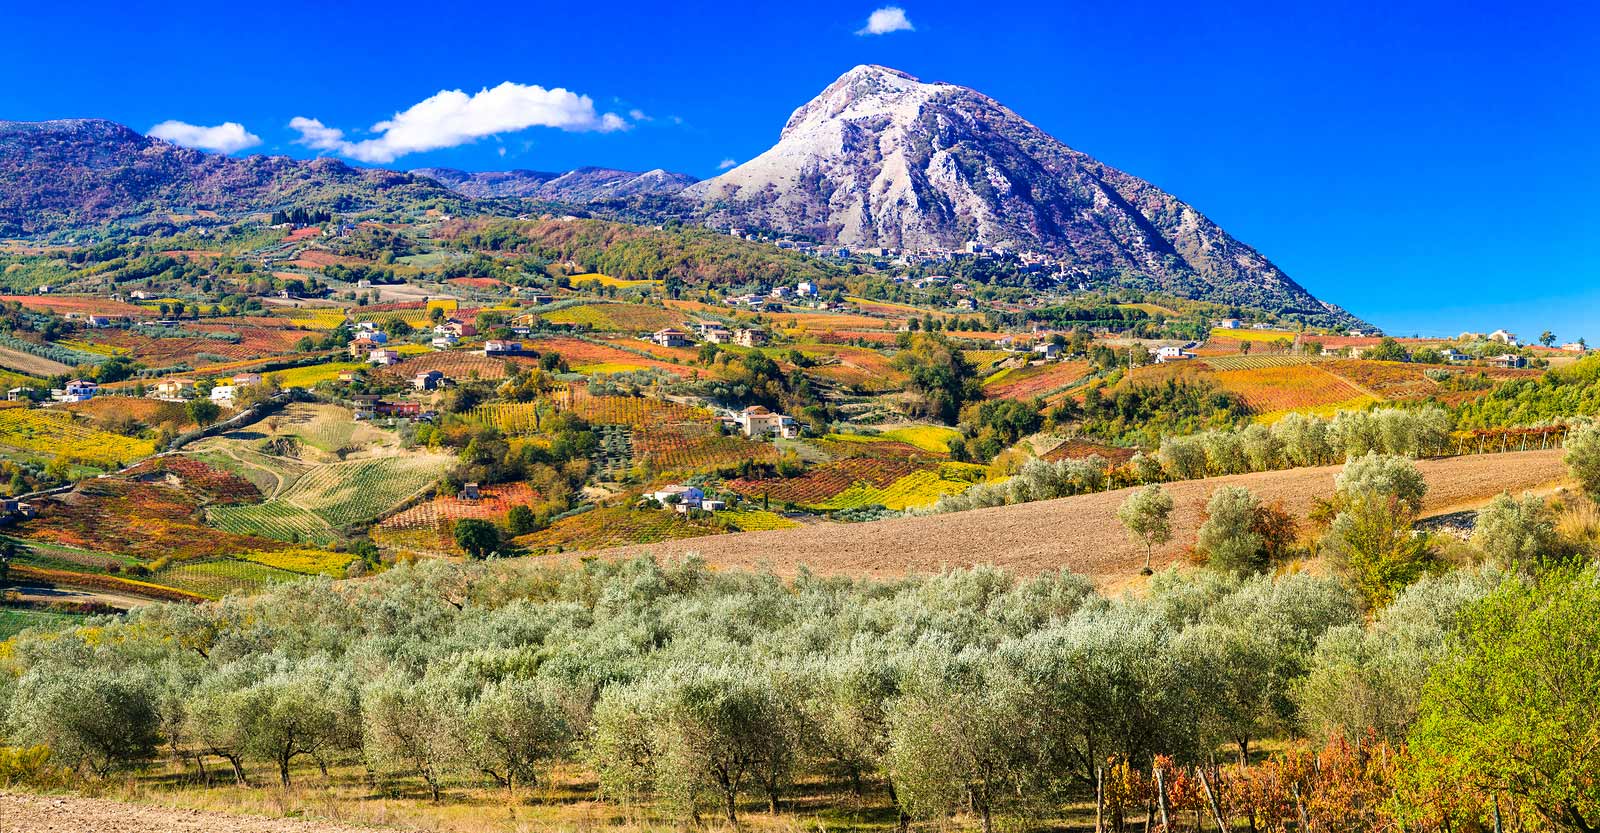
[262,361,368,388]
[528,336,691,375]
[1322,360,1538,402]
[1201,354,1326,371]
[207,452,450,544]
[982,361,1092,401]
[1212,364,1375,416]
[727,456,922,505]
[804,463,990,511]
[569,272,662,289]
[718,509,802,531]
[567,390,713,426]
[789,344,904,391]
[152,558,307,599]
[1040,438,1138,465]
[1207,327,1302,344]
[240,548,354,576]
[633,422,779,474]
[378,482,540,534]
[376,350,514,382]
[515,506,726,551]
[539,302,683,332]
[0,407,156,468]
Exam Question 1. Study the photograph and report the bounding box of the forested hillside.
[440,217,840,287]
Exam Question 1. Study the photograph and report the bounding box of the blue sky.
[3,0,1597,341]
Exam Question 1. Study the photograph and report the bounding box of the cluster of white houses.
[651,323,769,349]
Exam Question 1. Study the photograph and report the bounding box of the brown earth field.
[585,449,1569,586]
[0,791,415,833]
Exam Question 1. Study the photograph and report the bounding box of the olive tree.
[362,673,465,802]
[1472,491,1558,571]
[4,666,160,777]
[1197,486,1265,575]
[886,664,1043,833]
[1118,484,1174,573]
[1565,421,1600,501]
[463,676,578,792]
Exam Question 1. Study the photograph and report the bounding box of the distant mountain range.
[0,119,462,235]
[0,68,1363,325]
[412,166,697,202]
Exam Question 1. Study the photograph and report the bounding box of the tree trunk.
[724,790,739,827]
[886,778,909,833]
[278,752,292,789]
[981,803,993,833]
[1237,738,1249,769]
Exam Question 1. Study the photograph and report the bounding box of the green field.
[0,608,87,640]
[153,559,308,599]
[208,453,449,544]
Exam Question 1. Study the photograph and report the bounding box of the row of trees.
[5,551,1596,829]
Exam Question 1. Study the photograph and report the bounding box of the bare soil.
[0,791,412,833]
[587,450,1570,586]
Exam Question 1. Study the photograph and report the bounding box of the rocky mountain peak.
[685,65,1361,326]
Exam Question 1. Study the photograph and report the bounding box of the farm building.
[153,379,193,398]
[1155,345,1196,363]
[369,348,401,366]
[1488,354,1527,369]
[651,484,704,510]
[209,385,237,404]
[436,320,478,338]
[734,405,799,439]
[1033,342,1062,360]
[413,370,445,391]
[484,340,524,356]
[652,328,692,347]
[733,328,769,348]
[232,372,263,386]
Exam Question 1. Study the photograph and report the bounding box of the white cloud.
[290,81,628,163]
[857,6,914,35]
[147,120,261,153]
[286,117,346,151]
[717,158,737,170]
[628,108,653,122]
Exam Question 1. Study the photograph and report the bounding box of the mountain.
[415,166,698,202]
[0,119,462,235]
[685,66,1356,324]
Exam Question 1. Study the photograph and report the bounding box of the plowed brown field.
[0,791,415,833]
[585,450,1569,586]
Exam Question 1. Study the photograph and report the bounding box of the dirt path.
[5,583,152,610]
[0,792,414,833]
[586,450,1570,586]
